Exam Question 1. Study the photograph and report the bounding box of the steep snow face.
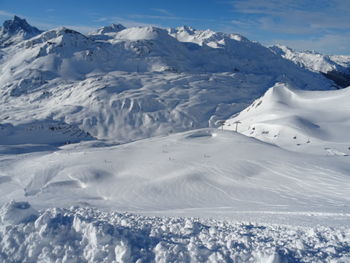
[0,16,42,47]
[0,18,335,142]
[271,45,350,74]
[1,129,349,222]
[223,83,350,155]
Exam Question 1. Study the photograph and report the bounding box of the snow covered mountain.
[271,45,350,88]
[0,16,41,48]
[0,16,335,144]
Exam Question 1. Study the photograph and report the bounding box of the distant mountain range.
[271,45,350,88]
[0,16,349,144]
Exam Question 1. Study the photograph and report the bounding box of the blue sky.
[0,0,349,55]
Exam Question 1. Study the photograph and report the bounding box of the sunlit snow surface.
[1,18,350,262]
[1,86,350,262]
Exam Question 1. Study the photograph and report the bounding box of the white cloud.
[0,10,15,18]
[231,0,350,34]
[270,33,350,55]
[150,8,174,17]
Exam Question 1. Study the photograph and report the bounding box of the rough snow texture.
[0,203,349,263]
[0,17,334,143]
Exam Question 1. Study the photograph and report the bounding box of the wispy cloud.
[231,0,350,34]
[228,0,350,54]
[150,8,174,17]
[93,15,160,28]
[0,10,15,18]
[92,12,212,29]
[128,14,185,21]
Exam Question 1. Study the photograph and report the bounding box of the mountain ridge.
[0,16,343,143]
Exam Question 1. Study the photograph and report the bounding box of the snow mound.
[115,26,170,41]
[0,206,349,263]
[0,201,38,225]
[223,83,350,154]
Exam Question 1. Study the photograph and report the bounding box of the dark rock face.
[2,15,41,35]
[0,16,42,47]
[322,70,350,88]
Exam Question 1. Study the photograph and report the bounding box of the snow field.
[1,129,349,225]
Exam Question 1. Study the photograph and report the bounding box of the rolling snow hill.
[223,83,350,155]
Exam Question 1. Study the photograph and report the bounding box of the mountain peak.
[95,23,126,34]
[178,25,196,34]
[2,16,41,36]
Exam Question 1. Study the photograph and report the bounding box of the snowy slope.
[0,119,93,154]
[223,83,350,155]
[1,129,349,222]
[0,17,334,143]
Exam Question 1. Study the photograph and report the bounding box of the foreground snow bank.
[0,202,349,263]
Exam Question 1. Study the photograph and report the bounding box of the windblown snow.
[0,16,349,262]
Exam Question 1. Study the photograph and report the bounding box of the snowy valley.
[0,16,349,262]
